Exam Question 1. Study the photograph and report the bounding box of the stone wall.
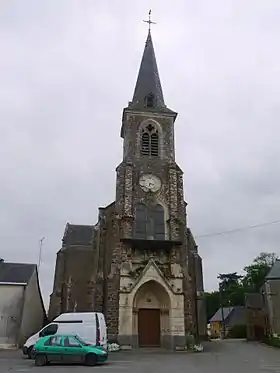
[266,280,280,335]
[49,245,96,319]
[94,202,121,340]
[0,285,24,346]
[185,229,207,338]
[118,257,186,349]
[116,108,203,345]
[48,250,65,320]
[48,93,206,349]
[122,111,176,162]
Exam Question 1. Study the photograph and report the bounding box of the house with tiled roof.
[209,306,245,338]
[0,260,46,348]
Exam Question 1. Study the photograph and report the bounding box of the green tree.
[205,291,220,322]
[218,272,245,306]
[218,272,242,291]
[206,252,278,323]
[243,252,278,292]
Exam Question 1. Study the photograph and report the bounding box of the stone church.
[48,28,206,349]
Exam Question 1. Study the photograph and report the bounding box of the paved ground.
[2,340,280,372]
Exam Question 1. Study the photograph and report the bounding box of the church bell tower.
[118,27,184,244]
[48,11,206,349]
[114,15,202,349]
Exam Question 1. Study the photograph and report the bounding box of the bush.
[264,337,280,348]
[228,324,247,338]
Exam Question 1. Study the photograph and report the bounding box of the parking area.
[2,340,280,372]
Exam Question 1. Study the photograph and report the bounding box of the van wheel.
[85,353,97,366]
[35,354,47,366]
[27,346,35,359]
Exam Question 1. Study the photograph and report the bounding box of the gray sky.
[1,1,280,307]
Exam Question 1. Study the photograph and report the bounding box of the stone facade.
[245,293,267,341]
[264,261,280,337]
[48,29,206,348]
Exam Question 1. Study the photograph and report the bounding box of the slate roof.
[228,306,245,326]
[0,262,36,284]
[210,306,246,326]
[129,30,175,114]
[266,260,280,280]
[62,224,94,246]
[131,30,165,110]
[209,307,234,322]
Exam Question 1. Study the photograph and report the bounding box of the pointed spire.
[130,29,166,110]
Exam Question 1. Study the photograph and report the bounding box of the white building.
[0,260,46,348]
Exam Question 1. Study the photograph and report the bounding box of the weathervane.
[143,9,156,31]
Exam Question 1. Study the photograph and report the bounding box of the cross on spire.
[143,9,156,31]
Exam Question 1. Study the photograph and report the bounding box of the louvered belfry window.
[141,132,150,155]
[145,93,155,108]
[141,123,159,157]
[135,203,165,240]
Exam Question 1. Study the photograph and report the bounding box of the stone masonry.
[48,29,207,348]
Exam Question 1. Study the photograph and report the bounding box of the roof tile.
[0,262,36,284]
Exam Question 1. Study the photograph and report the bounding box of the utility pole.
[38,237,46,273]
[219,282,226,339]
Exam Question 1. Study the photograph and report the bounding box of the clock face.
[139,174,161,193]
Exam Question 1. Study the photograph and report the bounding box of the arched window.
[135,204,148,239]
[134,203,165,240]
[141,123,159,157]
[150,204,165,240]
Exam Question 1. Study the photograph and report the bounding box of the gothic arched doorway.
[133,280,171,347]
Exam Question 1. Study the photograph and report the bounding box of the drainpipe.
[192,252,199,344]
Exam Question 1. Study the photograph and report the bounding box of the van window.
[39,324,58,338]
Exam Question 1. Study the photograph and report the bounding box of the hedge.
[228,324,247,339]
[264,337,280,348]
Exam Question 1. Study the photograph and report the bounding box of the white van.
[23,312,107,358]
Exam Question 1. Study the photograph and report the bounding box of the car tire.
[27,346,35,359]
[85,353,97,366]
[35,354,47,366]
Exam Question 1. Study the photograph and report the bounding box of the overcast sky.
[1,1,280,307]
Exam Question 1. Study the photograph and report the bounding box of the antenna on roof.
[38,237,46,273]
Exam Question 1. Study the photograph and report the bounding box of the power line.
[195,219,280,239]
